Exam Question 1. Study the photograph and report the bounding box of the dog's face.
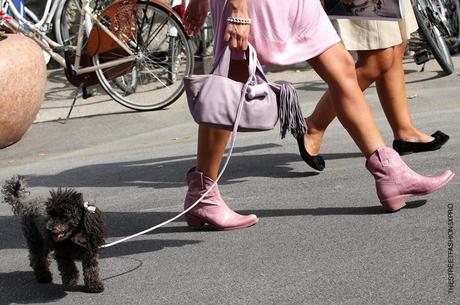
[45,188,84,243]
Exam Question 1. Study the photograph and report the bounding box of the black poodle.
[1,176,106,293]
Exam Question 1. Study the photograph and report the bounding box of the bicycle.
[1,0,194,112]
[413,0,460,75]
[1,0,62,64]
[168,0,214,57]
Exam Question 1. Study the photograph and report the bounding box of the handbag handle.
[211,0,258,79]
[100,1,306,248]
[211,44,258,79]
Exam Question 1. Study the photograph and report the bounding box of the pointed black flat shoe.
[393,130,450,155]
[296,135,325,171]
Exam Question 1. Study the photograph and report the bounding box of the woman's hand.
[183,0,209,37]
[223,0,250,50]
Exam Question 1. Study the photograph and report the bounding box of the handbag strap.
[101,56,252,250]
[100,9,280,249]
[101,89,246,249]
[210,0,260,80]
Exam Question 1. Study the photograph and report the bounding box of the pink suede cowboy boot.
[366,147,455,212]
[184,167,259,230]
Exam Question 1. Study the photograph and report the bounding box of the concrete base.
[0,34,46,148]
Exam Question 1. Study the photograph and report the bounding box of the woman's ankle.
[193,165,218,181]
[303,117,325,155]
[305,116,326,135]
[394,127,434,143]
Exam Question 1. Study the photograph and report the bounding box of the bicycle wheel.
[444,0,460,51]
[56,0,193,111]
[55,0,102,45]
[414,0,454,74]
[56,0,140,94]
[93,0,193,111]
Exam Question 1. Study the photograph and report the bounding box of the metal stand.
[62,84,92,122]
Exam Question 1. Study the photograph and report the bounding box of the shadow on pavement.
[0,212,203,252]
[405,71,449,83]
[0,271,67,305]
[44,70,109,105]
[0,199,425,250]
[100,239,202,258]
[242,199,426,217]
[0,215,25,249]
[26,143,363,189]
[0,241,200,303]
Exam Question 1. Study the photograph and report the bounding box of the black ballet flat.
[392,130,450,155]
[296,135,325,171]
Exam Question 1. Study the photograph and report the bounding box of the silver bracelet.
[226,16,252,25]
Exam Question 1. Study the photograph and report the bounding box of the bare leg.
[195,60,249,180]
[185,59,258,230]
[375,41,434,142]
[304,47,394,155]
[307,43,385,157]
[306,41,434,156]
[196,127,231,181]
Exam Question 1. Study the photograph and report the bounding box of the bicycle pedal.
[81,87,97,99]
[414,49,431,65]
[80,86,90,99]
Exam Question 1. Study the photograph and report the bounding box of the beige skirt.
[332,0,418,50]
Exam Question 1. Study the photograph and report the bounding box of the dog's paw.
[36,272,53,283]
[86,282,104,293]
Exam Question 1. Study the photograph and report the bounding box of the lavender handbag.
[184,44,306,138]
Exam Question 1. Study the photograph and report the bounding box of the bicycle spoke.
[145,18,169,50]
[87,0,193,110]
[137,2,151,52]
[144,8,156,49]
[140,58,171,89]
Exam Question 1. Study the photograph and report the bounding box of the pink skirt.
[210,0,341,66]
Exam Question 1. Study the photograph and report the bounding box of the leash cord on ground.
[100,81,250,249]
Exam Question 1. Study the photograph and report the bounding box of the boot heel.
[185,214,206,228]
[381,197,406,212]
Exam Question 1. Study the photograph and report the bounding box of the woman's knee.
[341,52,358,77]
[331,52,358,88]
[357,48,394,77]
[394,40,409,61]
[309,43,358,89]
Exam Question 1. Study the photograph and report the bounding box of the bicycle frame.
[2,0,60,32]
[1,0,137,76]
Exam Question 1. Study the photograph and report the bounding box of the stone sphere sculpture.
[0,34,47,148]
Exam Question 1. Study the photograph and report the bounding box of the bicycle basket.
[86,0,137,57]
[65,0,137,87]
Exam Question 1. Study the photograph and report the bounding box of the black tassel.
[277,83,306,139]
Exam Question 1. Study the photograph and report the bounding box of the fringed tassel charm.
[277,83,306,139]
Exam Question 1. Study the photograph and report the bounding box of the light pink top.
[210,0,341,66]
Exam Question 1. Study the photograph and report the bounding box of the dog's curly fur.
[1,176,106,293]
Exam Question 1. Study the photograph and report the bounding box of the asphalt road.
[0,56,459,305]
